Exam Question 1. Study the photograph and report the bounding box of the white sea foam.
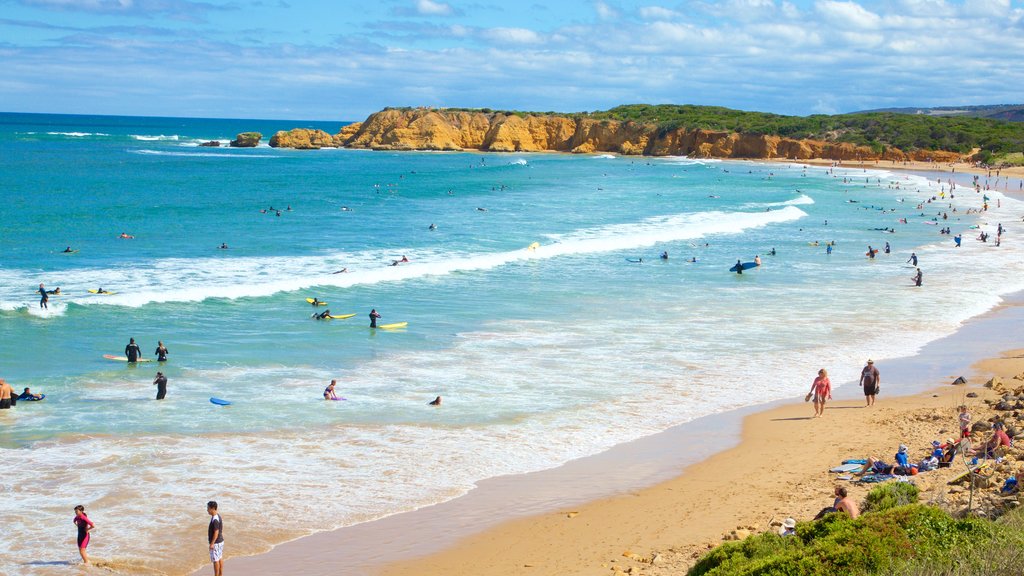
[130,134,181,141]
[129,149,280,159]
[45,131,110,137]
[742,193,815,209]
[0,207,806,310]
[593,154,616,159]
[509,158,528,165]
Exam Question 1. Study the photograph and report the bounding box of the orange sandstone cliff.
[271,108,964,162]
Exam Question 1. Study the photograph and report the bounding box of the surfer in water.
[660,251,669,260]
[754,255,762,266]
[324,380,339,400]
[96,287,109,294]
[332,268,348,274]
[913,268,923,287]
[311,298,321,306]
[908,252,918,266]
[428,223,437,230]
[769,248,776,256]
[884,242,890,254]
[125,338,142,362]
[38,283,48,309]
[735,259,743,275]
[63,246,74,253]
[429,396,442,406]
[314,309,331,320]
[867,246,876,259]
[219,243,228,249]
[369,309,381,328]
[155,341,169,362]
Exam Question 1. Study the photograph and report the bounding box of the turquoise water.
[2,112,1023,574]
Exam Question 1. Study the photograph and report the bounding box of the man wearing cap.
[860,359,880,407]
[153,371,168,400]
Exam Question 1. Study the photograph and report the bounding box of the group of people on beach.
[70,501,224,575]
[807,359,880,418]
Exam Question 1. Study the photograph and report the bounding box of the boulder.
[986,376,1004,389]
[198,140,221,147]
[229,132,262,147]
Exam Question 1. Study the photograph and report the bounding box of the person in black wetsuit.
[908,252,918,266]
[18,387,42,400]
[153,371,167,400]
[369,308,381,328]
[884,242,890,254]
[660,251,669,260]
[315,309,331,320]
[125,338,142,362]
[735,259,743,275]
[913,268,923,287]
[38,283,48,309]
[155,341,168,362]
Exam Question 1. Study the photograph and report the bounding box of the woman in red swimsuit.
[809,368,832,418]
[73,505,95,564]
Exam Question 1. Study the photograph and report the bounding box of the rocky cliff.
[230,132,262,148]
[271,109,965,162]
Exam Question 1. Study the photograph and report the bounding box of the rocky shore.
[254,107,964,162]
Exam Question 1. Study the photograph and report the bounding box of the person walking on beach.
[38,283,49,309]
[369,308,382,328]
[125,338,142,363]
[208,501,224,576]
[860,359,880,407]
[809,369,832,418]
[153,371,167,400]
[959,405,972,438]
[73,505,95,564]
[155,341,169,362]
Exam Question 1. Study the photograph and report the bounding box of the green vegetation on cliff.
[688,483,1024,576]
[391,104,1024,157]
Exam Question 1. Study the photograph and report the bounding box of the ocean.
[1,112,1022,575]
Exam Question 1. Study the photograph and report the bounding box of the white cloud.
[638,6,680,20]
[482,27,543,44]
[595,1,618,20]
[814,0,882,28]
[963,0,1010,17]
[416,0,454,16]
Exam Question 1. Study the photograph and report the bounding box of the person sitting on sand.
[834,486,860,519]
[324,380,339,400]
[428,396,442,406]
[18,387,42,400]
[974,421,1012,459]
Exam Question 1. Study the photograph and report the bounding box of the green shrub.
[864,482,920,513]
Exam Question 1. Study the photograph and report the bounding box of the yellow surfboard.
[327,313,356,320]
[377,322,408,330]
[306,298,328,306]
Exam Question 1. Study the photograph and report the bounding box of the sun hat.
[946,438,955,445]
[867,359,874,364]
[898,444,908,452]
[782,518,796,529]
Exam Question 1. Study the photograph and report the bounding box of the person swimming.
[428,223,437,230]
[429,396,442,406]
[63,246,74,253]
[314,309,331,320]
[331,268,348,274]
[660,251,668,260]
[219,243,228,249]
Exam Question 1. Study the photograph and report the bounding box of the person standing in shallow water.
[38,283,48,309]
[208,501,224,576]
[125,338,142,362]
[155,341,168,362]
[73,505,95,565]
[860,359,880,407]
[369,308,381,328]
[153,371,167,400]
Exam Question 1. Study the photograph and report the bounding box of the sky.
[0,0,1022,120]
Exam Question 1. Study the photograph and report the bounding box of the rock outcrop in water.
[229,132,262,148]
[269,109,965,162]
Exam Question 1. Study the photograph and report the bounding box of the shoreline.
[219,287,1024,576]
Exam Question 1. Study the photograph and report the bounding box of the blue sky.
[1,0,1022,120]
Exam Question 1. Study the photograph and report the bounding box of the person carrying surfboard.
[369,308,382,328]
[125,338,142,363]
[734,260,743,274]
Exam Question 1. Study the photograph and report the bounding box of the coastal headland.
[258,104,1024,174]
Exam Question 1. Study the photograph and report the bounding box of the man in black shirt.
[207,501,224,576]
[125,338,142,362]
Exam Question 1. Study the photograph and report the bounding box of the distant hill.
[854,104,1024,123]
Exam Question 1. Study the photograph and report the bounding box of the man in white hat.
[860,359,880,407]
[779,518,797,536]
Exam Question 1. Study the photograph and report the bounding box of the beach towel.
[829,463,864,473]
[842,459,868,465]
[857,474,895,484]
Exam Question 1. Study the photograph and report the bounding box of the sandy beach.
[780,157,1024,181]
[378,356,1024,576]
